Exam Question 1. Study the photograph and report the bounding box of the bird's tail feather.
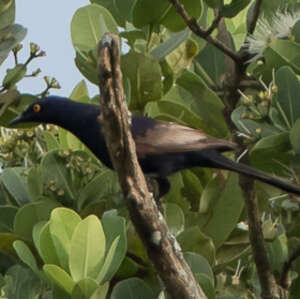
[201,150,300,196]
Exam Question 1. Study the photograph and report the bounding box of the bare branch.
[168,0,241,63]
[97,32,207,299]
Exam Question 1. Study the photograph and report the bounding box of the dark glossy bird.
[9,96,300,196]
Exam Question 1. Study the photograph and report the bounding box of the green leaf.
[71,4,118,52]
[222,0,251,18]
[43,131,59,151]
[1,167,29,205]
[164,203,184,236]
[133,0,203,32]
[250,132,292,175]
[275,66,300,127]
[184,252,214,284]
[70,80,90,103]
[0,0,15,30]
[2,64,26,89]
[2,264,42,299]
[27,167,43,201]
[121,51,163,110]
[32,221,46,257]
[44,264,75,295]
[0,232,21,253]
[178,226,216,265]
[151,28,191,61]
[101,213,127,282]
[41,150,74,200]
[96,236,120,283]
[13,240,39,274]
[0,206,17,232]
[266,39,300,75]
[71,278,98,299]
[290,119,300,154]
[111,278,154,299]
[195,273,215,299]
[90,282,109,299]
[49,208,82,271]
[0,24,26,65]
[203,174,244,249]
[70,215,106,281]
[13,199,60,241]
[114,0,137,22]
[40,222,61,265]
[75,49,98,84]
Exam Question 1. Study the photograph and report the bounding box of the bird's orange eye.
[33,104,41,112]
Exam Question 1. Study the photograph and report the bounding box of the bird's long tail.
[200,150,300,196]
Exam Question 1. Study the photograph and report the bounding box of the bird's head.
[9,96,75,126]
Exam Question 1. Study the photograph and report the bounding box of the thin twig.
[248,0,263,34]
[97,32,207,299]
[168,0,241,63]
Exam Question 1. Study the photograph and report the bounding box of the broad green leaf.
[121,51,163,110]
[13,240,39,274]
[203,174,244,249]
[13,199,60,241]
[90,0,125,26]
[90,282,109,299]
[71,4,118,52]
[184,252,214,284]
[0,232,20,253]
[290,118,300,154]
[178,226,216,265]
[40,222,61,265]
[195,273,215,299]
[0,24,26,65]
[265,39,300,75]
[0,0,15,30]
[41,150,74,199]
[43,131,59,151]
[231,105,281,138]
[2,64,26,89]
[70,215,106,281]
[78,169,119,209]
[111,278,154,299]
[196,43,226,85]
[0,206,17,232]
[27,167,43,201]
[133,0,202,32]
[114,0,137,22]
[101,213,127,282]
[176,71,227,136]
[151,28,191,61]
[164,203,184,236]
[2,264,42,299]
[250,132,292,175]
[1,167,29,205]
[275,66,300,127]
[96,236,120,283]
[44,264,75,295]
[71,278,98,299]
[222,0,251,18]
[32,221,46,257]
[49,208,82,272]
[75,49,98,84]
[70,80,90,103]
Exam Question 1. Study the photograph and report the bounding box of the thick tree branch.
[168,0,241,63]
[248,0,263,34]
[97,32,207,299]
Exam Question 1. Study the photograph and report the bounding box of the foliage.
[1,0,300,298]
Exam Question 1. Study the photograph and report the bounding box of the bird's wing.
[134,120,236,156]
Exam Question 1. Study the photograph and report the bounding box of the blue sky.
[0,0,98,97]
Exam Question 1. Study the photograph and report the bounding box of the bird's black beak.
[9,115,24,126]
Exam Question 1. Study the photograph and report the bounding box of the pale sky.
[0,0,98,97]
